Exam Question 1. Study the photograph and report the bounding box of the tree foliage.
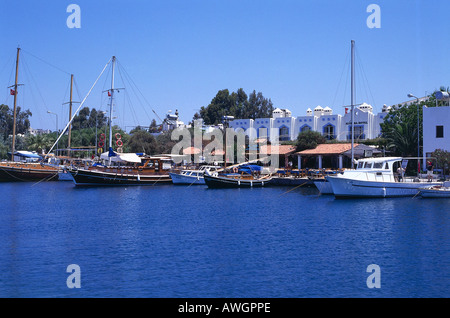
[0,104,32,139]
[198,88,274,125]
[380,89,443,157]
[71,107,107,130]
[127,130,159,154]
[431,149,450,176]
[295,130,326,151]
[25,133,56,154]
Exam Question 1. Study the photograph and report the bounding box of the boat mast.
[10,47,20,162]
[350,40,355,167]
[108,56,116,150]
[68,74,74,152]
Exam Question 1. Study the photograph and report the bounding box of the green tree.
[156,131,177,154]
[25,133,56,154]
[0,104,32,139]
[381,100,422,157]
[127,130,159,154]
[200,89,234,125]
[197,88,275,124]
[247,90,274,119]
[148,119,159,133]
[383,121,418,157]
[431,149,450,177]
[129,125,144,134]
[72,107,107,130]
[295,130,326,151]
[380,88,448,157]
[0,137,9,159]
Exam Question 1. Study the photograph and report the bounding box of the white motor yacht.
[326,157,442,198]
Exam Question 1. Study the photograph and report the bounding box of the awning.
[238,164,262,174]
[8,151,42,159]
[100,150,142,163]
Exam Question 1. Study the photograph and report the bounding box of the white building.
[229,103,389,142]
[162,109,186,131]
[423,105,449,166]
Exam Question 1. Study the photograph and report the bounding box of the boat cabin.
[355,157,402,171]
[345,157,405,182]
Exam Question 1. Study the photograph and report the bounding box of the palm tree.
[384,122,418,157]
[26,134,55,154]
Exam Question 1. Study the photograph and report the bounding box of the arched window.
[323,124,335,140]
[300,125,311,133]
[279,126,290,141]
[257,126,267,138]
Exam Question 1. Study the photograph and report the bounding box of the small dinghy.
[419,183,450,198]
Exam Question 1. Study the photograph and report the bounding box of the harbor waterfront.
[0,181,448,298]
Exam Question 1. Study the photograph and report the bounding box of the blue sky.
[1,0,449,131]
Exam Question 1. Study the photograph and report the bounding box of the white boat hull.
[327,175,441,198]
[420,187,450,198]
[169,172,205,185]
[313,180,333,194]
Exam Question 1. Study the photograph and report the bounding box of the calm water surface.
[0,181,448,297]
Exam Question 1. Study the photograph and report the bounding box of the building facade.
[229,104,389,142]
[422,105,449,166]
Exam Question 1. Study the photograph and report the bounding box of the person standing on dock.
[427,161,434,182]
[397,166,404,182]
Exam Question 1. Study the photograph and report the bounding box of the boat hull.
[0,163,59,182]
[68,168,172,186]
[313,180,334,194]
[204,174,272,188]
[169,172,205,185]
[327,175,441,198]
[270,177,312,187]
[420,188,450,198]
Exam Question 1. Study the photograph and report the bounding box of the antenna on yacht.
[350,40,355,167]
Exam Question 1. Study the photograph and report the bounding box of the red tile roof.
[182,147,201,155]
[296,143,359,155]
[259,144,297,155]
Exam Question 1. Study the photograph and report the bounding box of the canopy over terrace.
[258,144,297,168]
[179,146,226,165]
[295,143,360,169]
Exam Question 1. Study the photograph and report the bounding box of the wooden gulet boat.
[0,161,59,182]
[203,164,272,188]
[66,152,172,186]
[0,48,59,182]
[51,56,173,186]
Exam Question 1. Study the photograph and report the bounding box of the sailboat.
[0,48,59,182]
[63,56,172,186]
[203,165,273,188]
[324,41,443,198]
[313,40,359,194]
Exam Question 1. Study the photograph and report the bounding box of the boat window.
[357,162,364,169]
[384,162,389,170]
[364,162,373,169]
[373,162,383,169]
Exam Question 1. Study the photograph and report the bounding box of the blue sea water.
[0,181,448,298]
